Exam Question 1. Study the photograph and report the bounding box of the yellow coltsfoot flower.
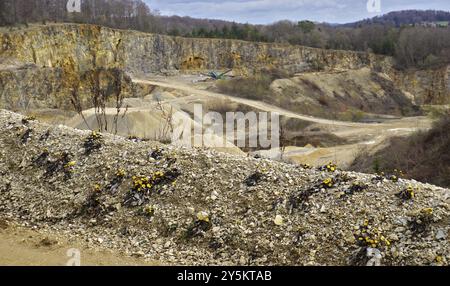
[197,211,210,223]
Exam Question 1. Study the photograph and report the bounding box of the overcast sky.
[145,0,449,24]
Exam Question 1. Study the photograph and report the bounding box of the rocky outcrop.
[387,65,450,105]
[0,65,65,110]
[0,61,140,111]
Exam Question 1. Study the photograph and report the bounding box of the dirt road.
[0,220,157,266]
[133,77,431,138]
[133,78,380,127]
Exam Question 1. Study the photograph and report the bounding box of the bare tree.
[82,67,130,133]
[154,97,174,143]
[110,68,126,135]
[83,68,106,132]
[279,121,287,160]
[63,59,91,129]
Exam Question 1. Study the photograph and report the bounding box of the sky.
[145,0,450,24]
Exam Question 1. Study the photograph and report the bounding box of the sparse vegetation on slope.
[350,113,450,188]
[216,68,290,101]
[217,68,421,121]
[0,110,448,266]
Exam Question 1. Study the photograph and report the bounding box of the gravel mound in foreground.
[0,109,448,266]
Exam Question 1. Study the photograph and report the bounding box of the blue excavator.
[204,69,233,80]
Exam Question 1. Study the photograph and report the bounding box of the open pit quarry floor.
[37,73,432,168]
[131,75,433,167]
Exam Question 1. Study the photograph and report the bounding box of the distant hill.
[158,15,248,32]
[344,10,450,27]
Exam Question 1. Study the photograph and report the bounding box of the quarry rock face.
[0,65,65,110]
[388,66,450,105]
[0,61,139,111]
[0,24,448,110]
[0,24,376,74]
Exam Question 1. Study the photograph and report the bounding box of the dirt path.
[0,220,158,266]
[133,78,380,127]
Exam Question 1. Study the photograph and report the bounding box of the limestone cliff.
[0,23,448,110]
[0,62,138,111]
[0,65,65,110]
[0,24,381,74]
[388,66,450,105]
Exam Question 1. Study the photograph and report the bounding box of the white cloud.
[146,0,450,24]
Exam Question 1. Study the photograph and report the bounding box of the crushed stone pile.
[0,109,448,266]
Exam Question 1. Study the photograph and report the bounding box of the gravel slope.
[0,109,448,266]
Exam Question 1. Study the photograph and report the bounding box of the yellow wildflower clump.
[143,205,155,217]
[327,164,337,172]
[196,211,210,223]
[64,161,77,171]
[390,175,399,182]
[322,178,334,189]
[325,162,337,172]
[94,184,102,193]
[408,208,434,235]
[302,163,312,169]
[396,185,415,201]
[153,171,165,180]
[91,131,101,139]
[186,211,212,238]
[132,171,168,190]
[22,116,36,124]
[84,131,104,155]
[355,219,391,249]
[125,169,181,207]
[421,208,433,215]
[132,176,153,193]
[116,169,126,178]
[319,162,338,173]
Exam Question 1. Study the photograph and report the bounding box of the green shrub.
[216,68,291,101]
[338,109,366,122]
[217,74,272,100]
